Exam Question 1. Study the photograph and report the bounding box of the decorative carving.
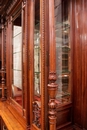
[6,0,19,14]
[48,72,58,130]
[33,101,41,128]
[1,21,6,101]
[49,72,57,82]
[40,0,45,129]
[48,0,58,129]
[22,0,26,9]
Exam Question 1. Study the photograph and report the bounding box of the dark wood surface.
[0,0,87,130]
[73,0,87,129]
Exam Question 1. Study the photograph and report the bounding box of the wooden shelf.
[0,101,26,130]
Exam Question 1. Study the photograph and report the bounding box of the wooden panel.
[56,104,72,129]
[73,0,87,129]
[0,33,1,60]
[31,124,40,130]
[73,0,82,126]
[81,2,87,129]
[0,101,26,130]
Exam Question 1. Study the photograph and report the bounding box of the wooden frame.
[2,0,87,129]
[5,0,74,129]
[5,0,26,116]
[27,0,49,129]
[6,0,49,129]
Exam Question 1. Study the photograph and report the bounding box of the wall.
[73,0,87,129]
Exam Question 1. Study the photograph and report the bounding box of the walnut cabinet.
[0,0,87,130]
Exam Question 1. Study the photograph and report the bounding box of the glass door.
[55,0,71,105]
[10,3,26,116]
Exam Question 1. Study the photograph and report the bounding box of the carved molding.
[40,0,46,129]
[7,0,18,14]
[22,0,26,9]
[6,0,23,15]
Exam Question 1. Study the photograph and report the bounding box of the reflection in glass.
[55,0,71,105]
[12,14,22,106]
[34,28,41,95]
[34,0,41,96]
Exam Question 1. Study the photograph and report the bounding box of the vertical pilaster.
[48,0,58,130]
[1,18,6,101]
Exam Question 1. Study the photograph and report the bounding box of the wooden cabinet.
[52,0,73,129]
[5,0,49,130]
[1,0,73,129]
[1,0,87,130]
[55,0,71,105]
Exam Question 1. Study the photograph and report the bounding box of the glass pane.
[34,0,41,97]
[12,13,22,106]
[55,0,71,105]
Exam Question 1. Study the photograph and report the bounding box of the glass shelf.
[56,70,70,74]
[55,25,70,33]
[34,46,41,50]
[35,72,41,73]
[55,19,70,26]
[55,7,71,105]
[58,75,69,79]
[56,92,70,99]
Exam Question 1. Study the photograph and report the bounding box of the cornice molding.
[6,0,18,15]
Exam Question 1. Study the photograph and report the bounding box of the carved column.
[48,0,58,130]
[1,18,6,101]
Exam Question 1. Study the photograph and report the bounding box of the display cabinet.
[54,0,73,129]
[55,0,71,105]
[1,0,87,130]
[5,0,49,129]
[0,0,74,129]
[47,0,73,129]
[5,0,26,121]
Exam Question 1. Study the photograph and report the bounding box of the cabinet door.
[48,0,73,129]
[27,0,49,129]
[54,0,73,128]
[54,0,71,106]
[6,1,26,118]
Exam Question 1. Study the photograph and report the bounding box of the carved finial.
[48,72,58,130]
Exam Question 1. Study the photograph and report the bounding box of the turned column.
[48,0,58,130]
[1,19,6,101]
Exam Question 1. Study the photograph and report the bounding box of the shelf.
[56,91,70,99]
[55,20,70,30]
[56,37,69,44]
[34,72,41,74]
[34,46,40,50]
[62,58,68,60]
[55,26,70,33]
[55,17,71,105]
[58,74,69,78]
[56,70,70,74]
